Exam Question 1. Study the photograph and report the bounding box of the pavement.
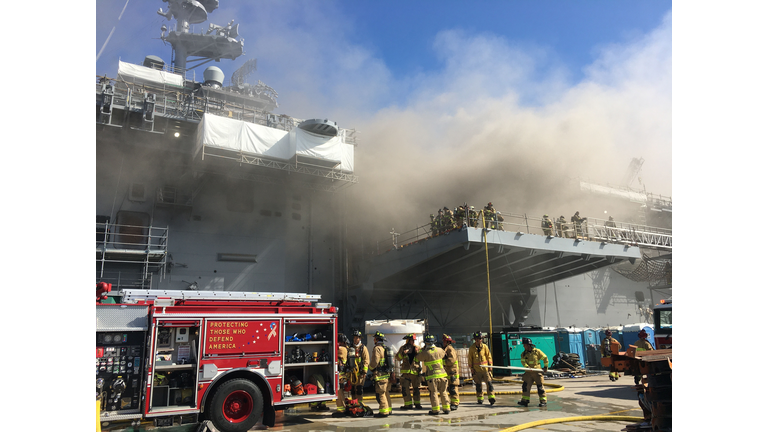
[256,373,645,432]
[102,373,648,432]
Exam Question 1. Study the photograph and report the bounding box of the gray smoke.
[343,16,671,240]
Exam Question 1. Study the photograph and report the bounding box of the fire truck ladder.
[119,289,322,304]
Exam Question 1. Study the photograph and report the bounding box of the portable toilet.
[582,328,600,367]
[556,327,586,368]
[622,323,656,350]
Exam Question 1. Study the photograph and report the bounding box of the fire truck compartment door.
[202,363,218,380]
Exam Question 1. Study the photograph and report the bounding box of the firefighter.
[483,202,496,229]
[332,333,351,417]
[571,211,587,238]
[415,333,450,415]
[442,207,456,232]
[601,329,622,381]
[605,216,617,240]
[467,332,495,405]
[430,214,438,237]
[442,334,460,410]
[396,333,423,410]
[468,205,478,227]
[517,338,549,407]
[541,215,554,236]
[455,205,466,228]
[632,329,654,385]
[349,329,370,399]
[371,331,393,417]
[436,209,444,234]
[556,215,568,237]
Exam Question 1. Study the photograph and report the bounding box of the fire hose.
[497,415,644,432]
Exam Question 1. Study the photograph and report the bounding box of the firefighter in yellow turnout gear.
[442,334,460,410]
[349,329,370,399]
[332,333,351,417]
[601,329,622,381]
[415,334,451,415]
[371,331,393,418]
[396,333,423,410]
[517,338,549,407]
[468,332,495,405]
[632,329,654,385]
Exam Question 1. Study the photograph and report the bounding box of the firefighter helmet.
[522,337,533,345]
[543,214,548,218]
[605,329,612,336]
[374,331,386,342]
[487,202,493,207]
[638,329,648,339]
[442,334,454,344]
[424,334,436,344]
[403,333,415,340]
[472,331,483,339]
[352,329,363,337]
[338,333,350,345]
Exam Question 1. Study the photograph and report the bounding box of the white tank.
[203,66,225,88]
[364,319,426,376]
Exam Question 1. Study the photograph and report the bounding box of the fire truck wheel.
[209,379,263,432]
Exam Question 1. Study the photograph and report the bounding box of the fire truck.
[653,298,672,349]
[96,288,339,432]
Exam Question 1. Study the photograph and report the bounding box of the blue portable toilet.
[622,323,656,350]
[582,328,600,367]
[556,327,586,367]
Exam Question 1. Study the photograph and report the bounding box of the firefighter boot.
[414,404,423,410]
[517,397,529,407]
[538,400,547,407]
[489,397,496,406]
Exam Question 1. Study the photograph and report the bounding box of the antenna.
[158,0,244,74]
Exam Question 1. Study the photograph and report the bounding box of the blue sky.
[95,0,673,224]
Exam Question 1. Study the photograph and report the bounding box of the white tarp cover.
[197,114,354,172]
[579,181,647,204]
[117,61,185,88]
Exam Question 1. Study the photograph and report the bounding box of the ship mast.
[157,0,244,74]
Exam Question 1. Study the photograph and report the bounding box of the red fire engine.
[96,288,339,432]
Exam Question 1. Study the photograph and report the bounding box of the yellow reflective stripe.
[426,372,447,380]
[375,374,390,381]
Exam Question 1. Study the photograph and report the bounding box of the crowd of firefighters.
[312,326,656,418]
[314,330,552,418]
[430,202,505,236]
[430,204,618,241]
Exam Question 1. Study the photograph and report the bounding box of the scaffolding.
[97,220,169,290]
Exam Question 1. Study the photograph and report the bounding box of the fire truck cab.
[96,289,338,432]
[653,298,672,349]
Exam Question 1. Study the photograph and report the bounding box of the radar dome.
[203,66,225,88]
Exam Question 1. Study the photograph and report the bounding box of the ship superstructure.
[96,1,357,311]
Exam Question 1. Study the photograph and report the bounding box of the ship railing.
[97,221,168,289]
[96,73,359,145]
[96,221,169,252]
[376,213,671,254]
